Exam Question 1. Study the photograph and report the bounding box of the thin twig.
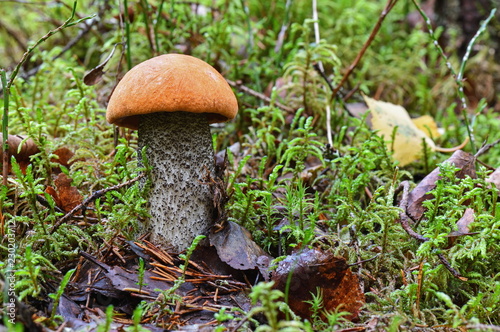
[398,181,429,242]
[79,251,110,272]
[313,63,358,118]
[398,181,466,280]
[312,0,333,147]
[474,138,500,158]
[313,63,334,92]
[50,172,146,234]
[410,2,495,154]
[4,2,90,92]
[437,253,467,281]
[229,315,250,332]
[18,18,99,82]
[329,0,399,103]
[226,79,294,113]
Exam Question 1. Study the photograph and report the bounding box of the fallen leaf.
[412,114,441,138]
[406,150,476,221]
[363,95,435,166]
[83,43,119,86]
[486,167,500,189]
[209,220,272,278]
[271,248,364,321]
[446,208,478,248]
[455,208,475,234]
[53,173,83,212]
[44,186,61,208]
[52,147,75,169]
[345,102,369,119]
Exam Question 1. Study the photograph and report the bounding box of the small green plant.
[226,153,284,250]
[10,160,54,234]
[246,281,307,332]
[280,110,324,176]
[48,268,75,324]
[214,307,235,331]
[280,180,321,249]
[137,258,146,294]
[282,19,341,119]
[15,245,57,300]
[124,302,150,332]
[305,288,350,331]
[96,305,115,332]
[245,105,286,162]
[178,235,205,276]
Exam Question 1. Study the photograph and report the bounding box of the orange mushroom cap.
[106,54,238,130]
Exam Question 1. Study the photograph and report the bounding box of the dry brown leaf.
[44,186,61,208]
[486,167,500,189]
[271,248,364,321]
[53,173,83,212]
[446,208,479,248]
[83,44,119,86]
[455,208,475,234]
[51,147,75,169]
[209,220,272,277]
[406,150,476,221]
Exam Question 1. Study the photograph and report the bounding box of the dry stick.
[226,79,295,113]
[311,0,334,147]
[475,138,500,158]
[50,172,146,234]
[0,14,97,92]
[329,0,399,103]
[20,17,99,82]
[437,253,466,281]
[398,181,428,242]
[313,64,357,118]
[398,181,466,280]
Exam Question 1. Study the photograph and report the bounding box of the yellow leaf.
[412,115,441,138]
[363,95,435,166]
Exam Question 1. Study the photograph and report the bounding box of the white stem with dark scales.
[138,112,215,252]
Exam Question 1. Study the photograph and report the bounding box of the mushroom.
[106,54,238,252]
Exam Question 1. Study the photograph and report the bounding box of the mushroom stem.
[138,112,215,252]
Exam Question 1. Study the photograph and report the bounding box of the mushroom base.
[138,112,215,252]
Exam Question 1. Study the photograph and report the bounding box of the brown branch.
[475,138,500,158]
[398,181,429,242]
[437,253,467,281]
[226,79,295,113]
[329,0,399,103]
[398,181,466,280]
[50,172,146,234]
